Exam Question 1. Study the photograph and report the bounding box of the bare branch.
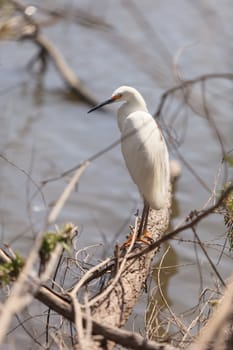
[188,279,233,350]
[154,73,233,119]
[47,160,89,224]
[0,235,65,344]
[128,182,233,261]
[36,285,180,350]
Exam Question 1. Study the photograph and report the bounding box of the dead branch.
[36,286,179,350]
[0,250,178,350]
[47,160,90,224]
[154,73,233,119]
[31,34,98,105]
[10,0,112,30]
[0,236,64,344]
[127,182,233,261]
[0,182,232,348]
[0,1,99,106]
[188,278,233,350]
[0,184,172,349]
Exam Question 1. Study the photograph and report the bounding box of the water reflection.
[147,182,180,341]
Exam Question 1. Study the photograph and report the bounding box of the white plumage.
[88,86,170,236]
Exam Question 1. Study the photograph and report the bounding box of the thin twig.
[36,284,182,350]
[157,246,188,336]
[192,227,226,287]
[188,278,233,350]
[0,153,46,206]
[47,160,89,224]
[82,216,139,308]
[127,183,233,261]
[154,73,233,119]
[71,296,86,350]
[33,34,99,105]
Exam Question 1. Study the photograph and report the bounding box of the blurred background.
[0,0,233,347]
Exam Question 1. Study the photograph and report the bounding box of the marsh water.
[0,0,233,346]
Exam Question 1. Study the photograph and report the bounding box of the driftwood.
[0,199,173,350]
[50,162,173,349]
[0,165,174,349]
[31,34,99,105]
[88,204,171,349]
[1,182,233,350]
[0,0,99,106]
[35,287,178,350]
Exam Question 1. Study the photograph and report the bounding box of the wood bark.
[88,203,171,349]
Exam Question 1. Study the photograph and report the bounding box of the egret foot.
[120,230,153,250]
[140,230,153,243]
[136,229,153,246]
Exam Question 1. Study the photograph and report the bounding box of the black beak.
[87,98,113,113]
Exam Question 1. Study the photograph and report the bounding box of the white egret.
[88,86,170,242]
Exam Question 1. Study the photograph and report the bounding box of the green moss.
[224,155,233,167]
[0,224,74,284]
[0,254,24,285]
[39,223,74,265]
[222,184,233,250]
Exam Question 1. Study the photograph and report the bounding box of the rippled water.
[0,0,233,345]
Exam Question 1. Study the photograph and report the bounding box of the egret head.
[88,86,146,113]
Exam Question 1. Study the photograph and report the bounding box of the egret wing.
[121,111,169,209]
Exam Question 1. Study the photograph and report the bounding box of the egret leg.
[120,202,152,250]
[143,203,150,233]
[137,201,150,237]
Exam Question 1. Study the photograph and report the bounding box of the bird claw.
[120,230,153,250]
[142,230,153,241]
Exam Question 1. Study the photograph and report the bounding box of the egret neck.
[117,92,148,133]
